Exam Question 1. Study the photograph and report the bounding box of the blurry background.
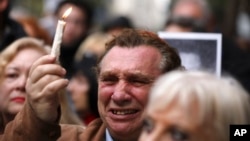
[10,0,250,37]
[3,0,250,121]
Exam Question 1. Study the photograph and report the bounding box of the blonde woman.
[0,37,82,133]
[140,71,250,141]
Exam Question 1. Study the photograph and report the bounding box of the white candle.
[51,20,66,60]
[51,7,72,62]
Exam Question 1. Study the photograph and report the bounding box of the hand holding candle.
[51,7,72,62]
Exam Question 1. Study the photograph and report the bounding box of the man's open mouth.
[112,110,138,115]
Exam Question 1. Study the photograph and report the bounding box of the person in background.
[59,88,83,125]
[0,29,182,141]
[0,0,27,51]
[165,0,213,32]
[67,53,99,125]
[74,32,111,61]
[164,0,250,94]
[39,0,63,38]
[102,16,134,36]
[54,0,93,78]
[0,38,48,133]
[139,70,250,141]
[0,37,82,134]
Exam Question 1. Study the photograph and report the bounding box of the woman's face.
[139,101,215,141]
[67,73,90,113]
[0,48,45,115]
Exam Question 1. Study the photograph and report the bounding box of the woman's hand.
[26,55,68,123]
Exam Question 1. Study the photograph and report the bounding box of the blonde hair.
[59,90,83,125]
[148,71,250,141]
[0,37,83,126]
[0,37,50,81]
[74,32,111,61]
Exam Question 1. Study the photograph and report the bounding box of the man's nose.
[111,80,132,106]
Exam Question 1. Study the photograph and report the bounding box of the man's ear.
[0,0,8,13]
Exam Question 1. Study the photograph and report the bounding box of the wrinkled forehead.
[99,45,163,73]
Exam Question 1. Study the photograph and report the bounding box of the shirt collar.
[105,128,114,141]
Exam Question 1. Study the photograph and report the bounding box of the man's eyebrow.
[126,73,155,83]
[100,71,114,75]
[99,71,156,82]
[99,71,117,78]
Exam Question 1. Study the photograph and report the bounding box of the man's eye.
[100,77,118,85]
[129,79,149,86]
[170,127,189,141]
[142,119,154,133]
[130,79,143,84]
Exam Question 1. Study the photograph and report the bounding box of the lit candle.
[51,7,72,61]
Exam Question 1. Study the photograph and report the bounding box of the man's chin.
[108,121,138,135]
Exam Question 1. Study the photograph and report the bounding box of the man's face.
[98,45,162,140]
[172,2,204,21]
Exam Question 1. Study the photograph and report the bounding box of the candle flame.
[62,7,72,19]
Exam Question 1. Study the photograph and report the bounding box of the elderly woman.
[0,37,81,133]
[139,71,250,141]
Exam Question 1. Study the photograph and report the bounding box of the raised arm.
[0,55,68,141]
[26,55,68,122]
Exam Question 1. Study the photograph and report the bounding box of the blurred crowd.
[0,0,250,140]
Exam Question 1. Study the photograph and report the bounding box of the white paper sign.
[158,32,222,77]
